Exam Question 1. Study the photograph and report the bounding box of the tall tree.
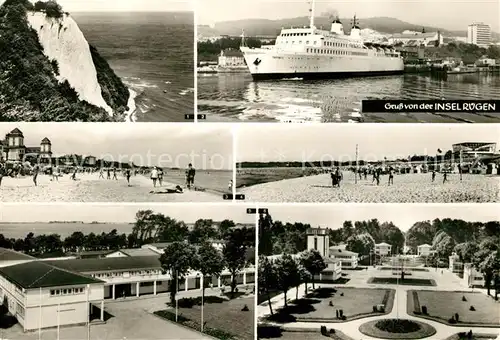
[473,237,499,297]
[159,242,196,305]
[218,219,235,239]
[258,212,274,256]
[346,232,375,255]
[189,219,216,244]
[194,242,225,307]
[222,229,247,298]
[300,250,327,290]
[275,254,300,307]
[258,256,277,315]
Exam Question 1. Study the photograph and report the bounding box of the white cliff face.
[27,12,113,115]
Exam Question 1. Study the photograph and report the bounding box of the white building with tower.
[306,228,342,280]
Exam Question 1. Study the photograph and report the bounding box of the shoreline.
[125,88,138,122]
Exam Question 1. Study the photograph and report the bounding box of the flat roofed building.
[329,247,358,269]
[0,261,104,331]
[467,23,491,47]
[375,242,392,256]
[417,244,432,256]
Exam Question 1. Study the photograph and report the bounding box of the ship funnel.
[330,16,344,35]
[350,14,361,39]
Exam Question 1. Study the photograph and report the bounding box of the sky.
[265,203,500,231]
[0,0,193,12]
[0,203,256,224]
[237,124,500,163]
[197,0,500,33]
[0,123,233,170]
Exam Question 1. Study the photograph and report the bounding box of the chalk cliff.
[0,0,130,121]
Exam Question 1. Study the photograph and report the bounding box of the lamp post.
[355,144,358,184]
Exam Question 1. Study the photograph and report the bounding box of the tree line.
[197,37,265,61]
[406,219,500,298]
[258,250,327,316]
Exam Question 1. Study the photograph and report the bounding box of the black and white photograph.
[256,204,500,340]
[0,123,233,202]
[236,124,500,202]
[0,203,256,340]
[0,0,194,122]
[197,0,500,123]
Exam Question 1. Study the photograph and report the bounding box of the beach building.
[0,249,105,332]
[218,49,246,68]
[417,244,432,256]
[449,253,464,274]
[463,263,485,287]
[306,227,329,258]
[0,128,52,163]
[467,23,491,47]
[374,242,392,256]
[452,142,498,157]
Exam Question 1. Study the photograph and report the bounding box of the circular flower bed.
[359,319,436,339]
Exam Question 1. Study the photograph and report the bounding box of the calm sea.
[74,12,194,122]
[198,73,500,123]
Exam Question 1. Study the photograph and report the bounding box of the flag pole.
[175,270,178,322]
[87,284,90,340]
[201,275,204,332]
[355,144,358,184]
[57,303,60,340]
[39,287,42,340]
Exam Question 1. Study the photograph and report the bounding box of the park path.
[258,269,500,340]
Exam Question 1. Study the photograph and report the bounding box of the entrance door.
[115,284,132,298]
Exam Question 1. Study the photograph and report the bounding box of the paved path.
[258,267,500,340]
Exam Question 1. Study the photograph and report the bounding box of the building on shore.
[463,263,485,287]
[449,253,464,275]
[0,128,52,163]
[467,22,491,47]
[305,228,343,279]
[218,49,246,68]
[328,246,359,269]
[388,30,443,47]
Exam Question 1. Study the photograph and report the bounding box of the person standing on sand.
[443,171,448,184]
[112,168,118,180]
[431,170,436,182]
[125,168,131,186]
[32,164,40,186]
[388,167,394,186]
[0,162,5,187]
[158,167,164,186]
[186,163,196,189]
[52,166,59,182]
[107,168,111,180]
[151,166,159,187]
[99,168,104,179]
[228,179,233,192]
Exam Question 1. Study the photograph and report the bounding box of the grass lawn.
[443,333,499,340]
[267,287,394,323]
[178,296,254,340]
[257,327,353,340]
[409,291,500,326]
[368,277,436,286]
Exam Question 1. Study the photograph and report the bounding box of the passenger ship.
[240,1,404,80]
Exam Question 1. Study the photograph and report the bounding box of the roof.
[417,244,432,248]
[116,248,158,257]
[376,242,391,246]
[330,248,358,256]
[392,32,438,39]
[0,248,35,261]
[25,147,41,154]
[70,250,116,257]
[41,137,51,144]
[144,242,173,249]
[0,261,102,289]
[44,255,162,273]
[221,49,243,57]
[6,128,23,136]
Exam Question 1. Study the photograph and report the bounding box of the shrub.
[336,309,339,318]
[469,305,475,311]
[375,319,421,333]
[421,305,427,315]
[320,325,327,335]
[241,304,249,311]
[341,315,346,320]
[462,295,467,302]
[50,59,59,76]
[34,1,46,11]
[339,309,343,317]
[329,301,333,306]
[455,313,459,322]
[45,0,63,18]
[448,316,457,324]
[340,292,344,296]
[257,325,282,338]
[329,328,336,334]
[373,305,378,313]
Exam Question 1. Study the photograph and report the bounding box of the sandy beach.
[0,173,223,202]
[239,172,500,203]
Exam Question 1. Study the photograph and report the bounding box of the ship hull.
[241,48,405,81]
[250,70,404,80]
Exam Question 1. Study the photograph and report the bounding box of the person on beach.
[125,168,131,186]
[71,167,77,180]
[186,163,195,189]
[112,168,118,180]
[458,163,463,181]
[52,166,59,181]
[363,168,367,180]
[443,171,448,184]
[375,168,381,186]
[388,167,394,186]
[431,170,436,182]
[151,166,159,187]
[158,167,164,186]
[228,179,233,192]
[0,162,5,187]
[107,168,111,180]
[372,168,377,183]
[99,168,104,179]
[150,185,183,194]
[32,164,40,186]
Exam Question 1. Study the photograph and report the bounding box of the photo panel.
[0,123,233,202]
[236,123,500,203]
[196,0,500,123]
[0,203,257,339]
[256,203,500,339]
[0,0,195,122]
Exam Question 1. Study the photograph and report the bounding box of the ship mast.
[309,0,316,29]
